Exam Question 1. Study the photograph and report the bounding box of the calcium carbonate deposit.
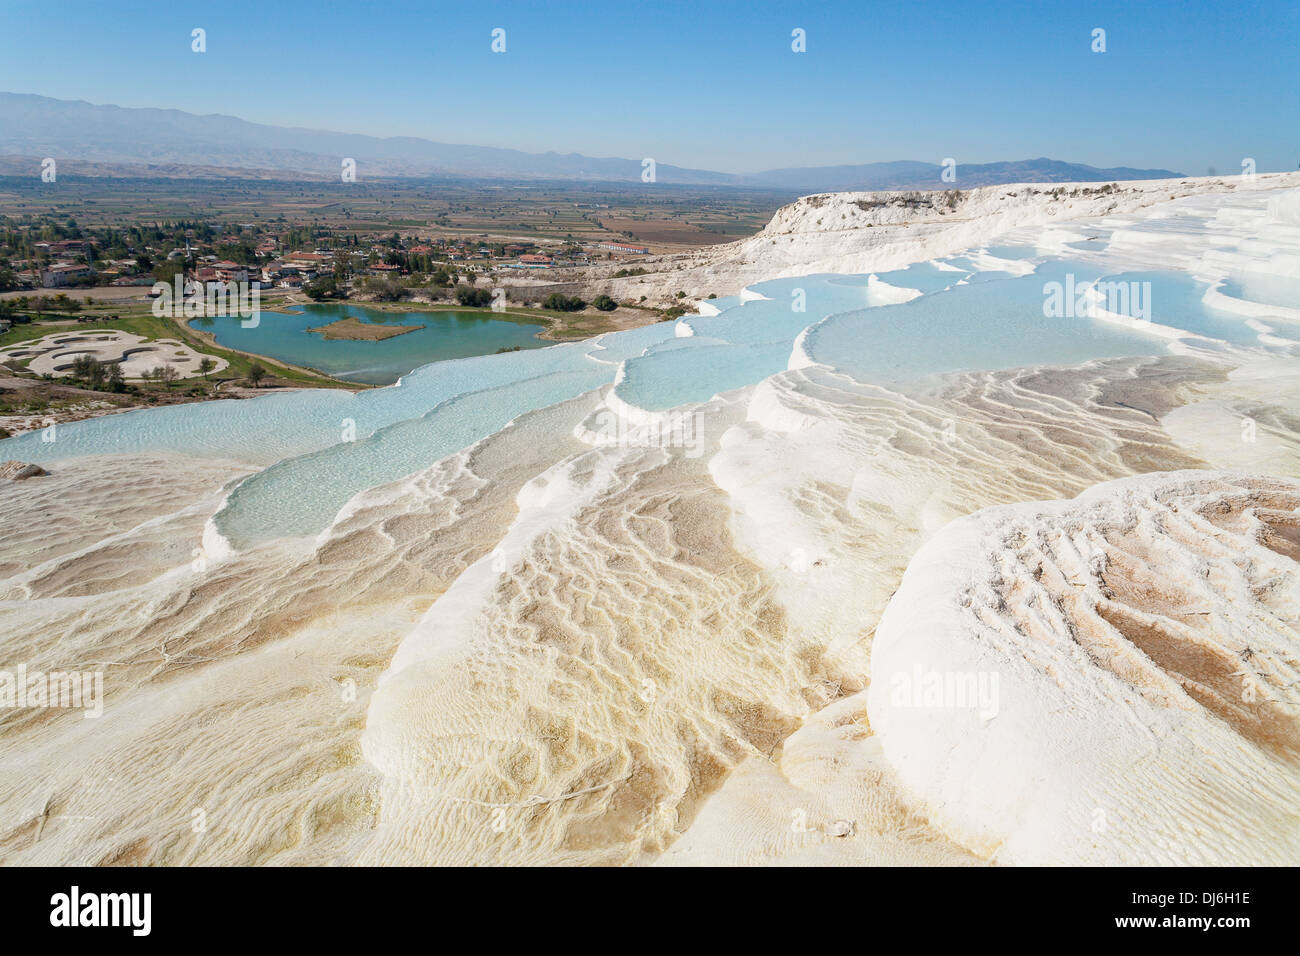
[3,174,1299,865]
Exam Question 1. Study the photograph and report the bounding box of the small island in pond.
[306,317,422,341]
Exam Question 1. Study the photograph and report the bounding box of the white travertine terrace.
[604,172,1300,303]
[868,471,1300,865]
[1,176,1299,866]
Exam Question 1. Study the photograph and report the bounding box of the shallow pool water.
[801,261,1168,387]
[192,303,548,384]
[5,217,1292,551]
[1220,274,1300,314]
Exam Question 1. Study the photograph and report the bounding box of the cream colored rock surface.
[0,460,47,480]
[868,471,1300,865]
[2,177,1298,866]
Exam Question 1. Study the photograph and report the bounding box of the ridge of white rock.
[867,470,1300,865]
[604,172,1300,302]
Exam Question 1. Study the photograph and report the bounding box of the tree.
[592,294,617,312]
[68,354,113,388]
[106,362,125,393]
[70,354,95,380]
[86,358,108,390]
[153,261,184,283]
[198,357,216,379]
[158,364,179,388]
[247,363,268,388]
[454,285,492,307]
[304,277,337,300]
[363,278,406,302]
[542,293,586,312]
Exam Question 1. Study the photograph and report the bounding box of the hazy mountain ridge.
[0,92,1184,188]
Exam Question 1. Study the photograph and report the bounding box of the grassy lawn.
[5,310,179,341]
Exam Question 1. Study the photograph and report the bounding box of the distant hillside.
[0,92,1184,189]
[0,93,738,184]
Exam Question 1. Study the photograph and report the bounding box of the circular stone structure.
[0,330,227,380]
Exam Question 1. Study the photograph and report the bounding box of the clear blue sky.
[1,0,1297,174]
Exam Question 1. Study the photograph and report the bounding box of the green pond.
[190,302,548,384]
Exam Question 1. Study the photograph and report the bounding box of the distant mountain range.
[0,92,1184,190]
